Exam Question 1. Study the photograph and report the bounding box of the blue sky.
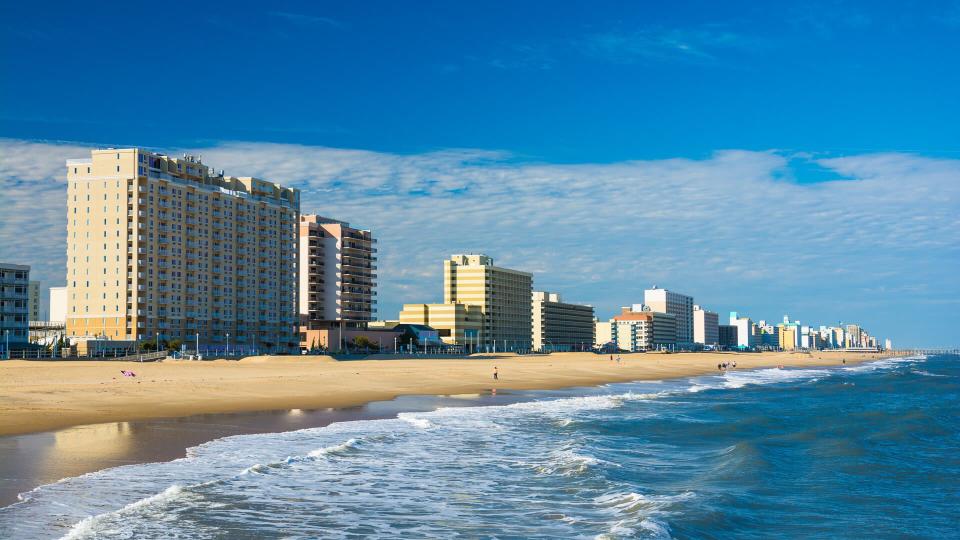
[1,1,959,346]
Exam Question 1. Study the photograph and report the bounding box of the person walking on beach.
[493,366,499,381]
[718,363,722,371]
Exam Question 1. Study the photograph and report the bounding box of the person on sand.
[718,363,722,371]
[493,366,499,381]
[732,361,737,369]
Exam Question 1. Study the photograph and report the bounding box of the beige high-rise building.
[531,291,595,351]
[398,303,482,347]
[443,254,533,351]
[299,215,377,325]
[65,148,300,353]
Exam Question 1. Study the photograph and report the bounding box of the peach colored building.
[299,215,377,324]
[65,148,300,353]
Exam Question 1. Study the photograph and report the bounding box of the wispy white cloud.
[578,26,757,63]
[268,11,343,28]
[1,139,957,345]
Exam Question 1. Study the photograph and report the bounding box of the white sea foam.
[594,490,692,539]
[911,369,946,377]
[60,484,186,540]
[721,367,830,389]
[398,413,434,429]
[307,437,362,457]
[534,447,617,476]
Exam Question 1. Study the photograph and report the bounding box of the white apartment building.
[693,304,719,345]
[644,287,694,345]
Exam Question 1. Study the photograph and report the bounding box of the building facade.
[693,304,719,346]
[595,321,613,348]
[399,302,482,347]
[1,263,31,353]
[49,286,67,324]
[28,280,41,321]
[718,324,738,348]
[644,287,694,345]
[298,214,377,326]
[729,311,759,349]
[531,291,595,351]
[443,254,533,351]
[610,306,677,351]
[65,148,300,353]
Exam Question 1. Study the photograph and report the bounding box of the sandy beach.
[0,350,888,437]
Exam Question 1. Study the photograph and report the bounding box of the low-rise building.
[300,326,401,353]
[595,320,614,348]
[531,291,595,352]
[399,303,482,349]
[609,305,677,351]
[1,263,31,355]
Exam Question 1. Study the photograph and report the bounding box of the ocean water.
[2,354,958,539]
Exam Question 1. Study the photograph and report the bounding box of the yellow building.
[778,326,798,350]
[443,254,533,350]
[65,148,300,353]
[398,303,482,346]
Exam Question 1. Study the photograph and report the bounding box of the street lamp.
[196,332,200,358]
[226,333,230,357]
[4,330,8,360]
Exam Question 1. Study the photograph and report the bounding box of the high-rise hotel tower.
[443,254,533,350]
[65,148,300,353]
[298,214,377,325]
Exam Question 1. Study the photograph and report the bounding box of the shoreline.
[0,351,895,507]
[0,351,890,438]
